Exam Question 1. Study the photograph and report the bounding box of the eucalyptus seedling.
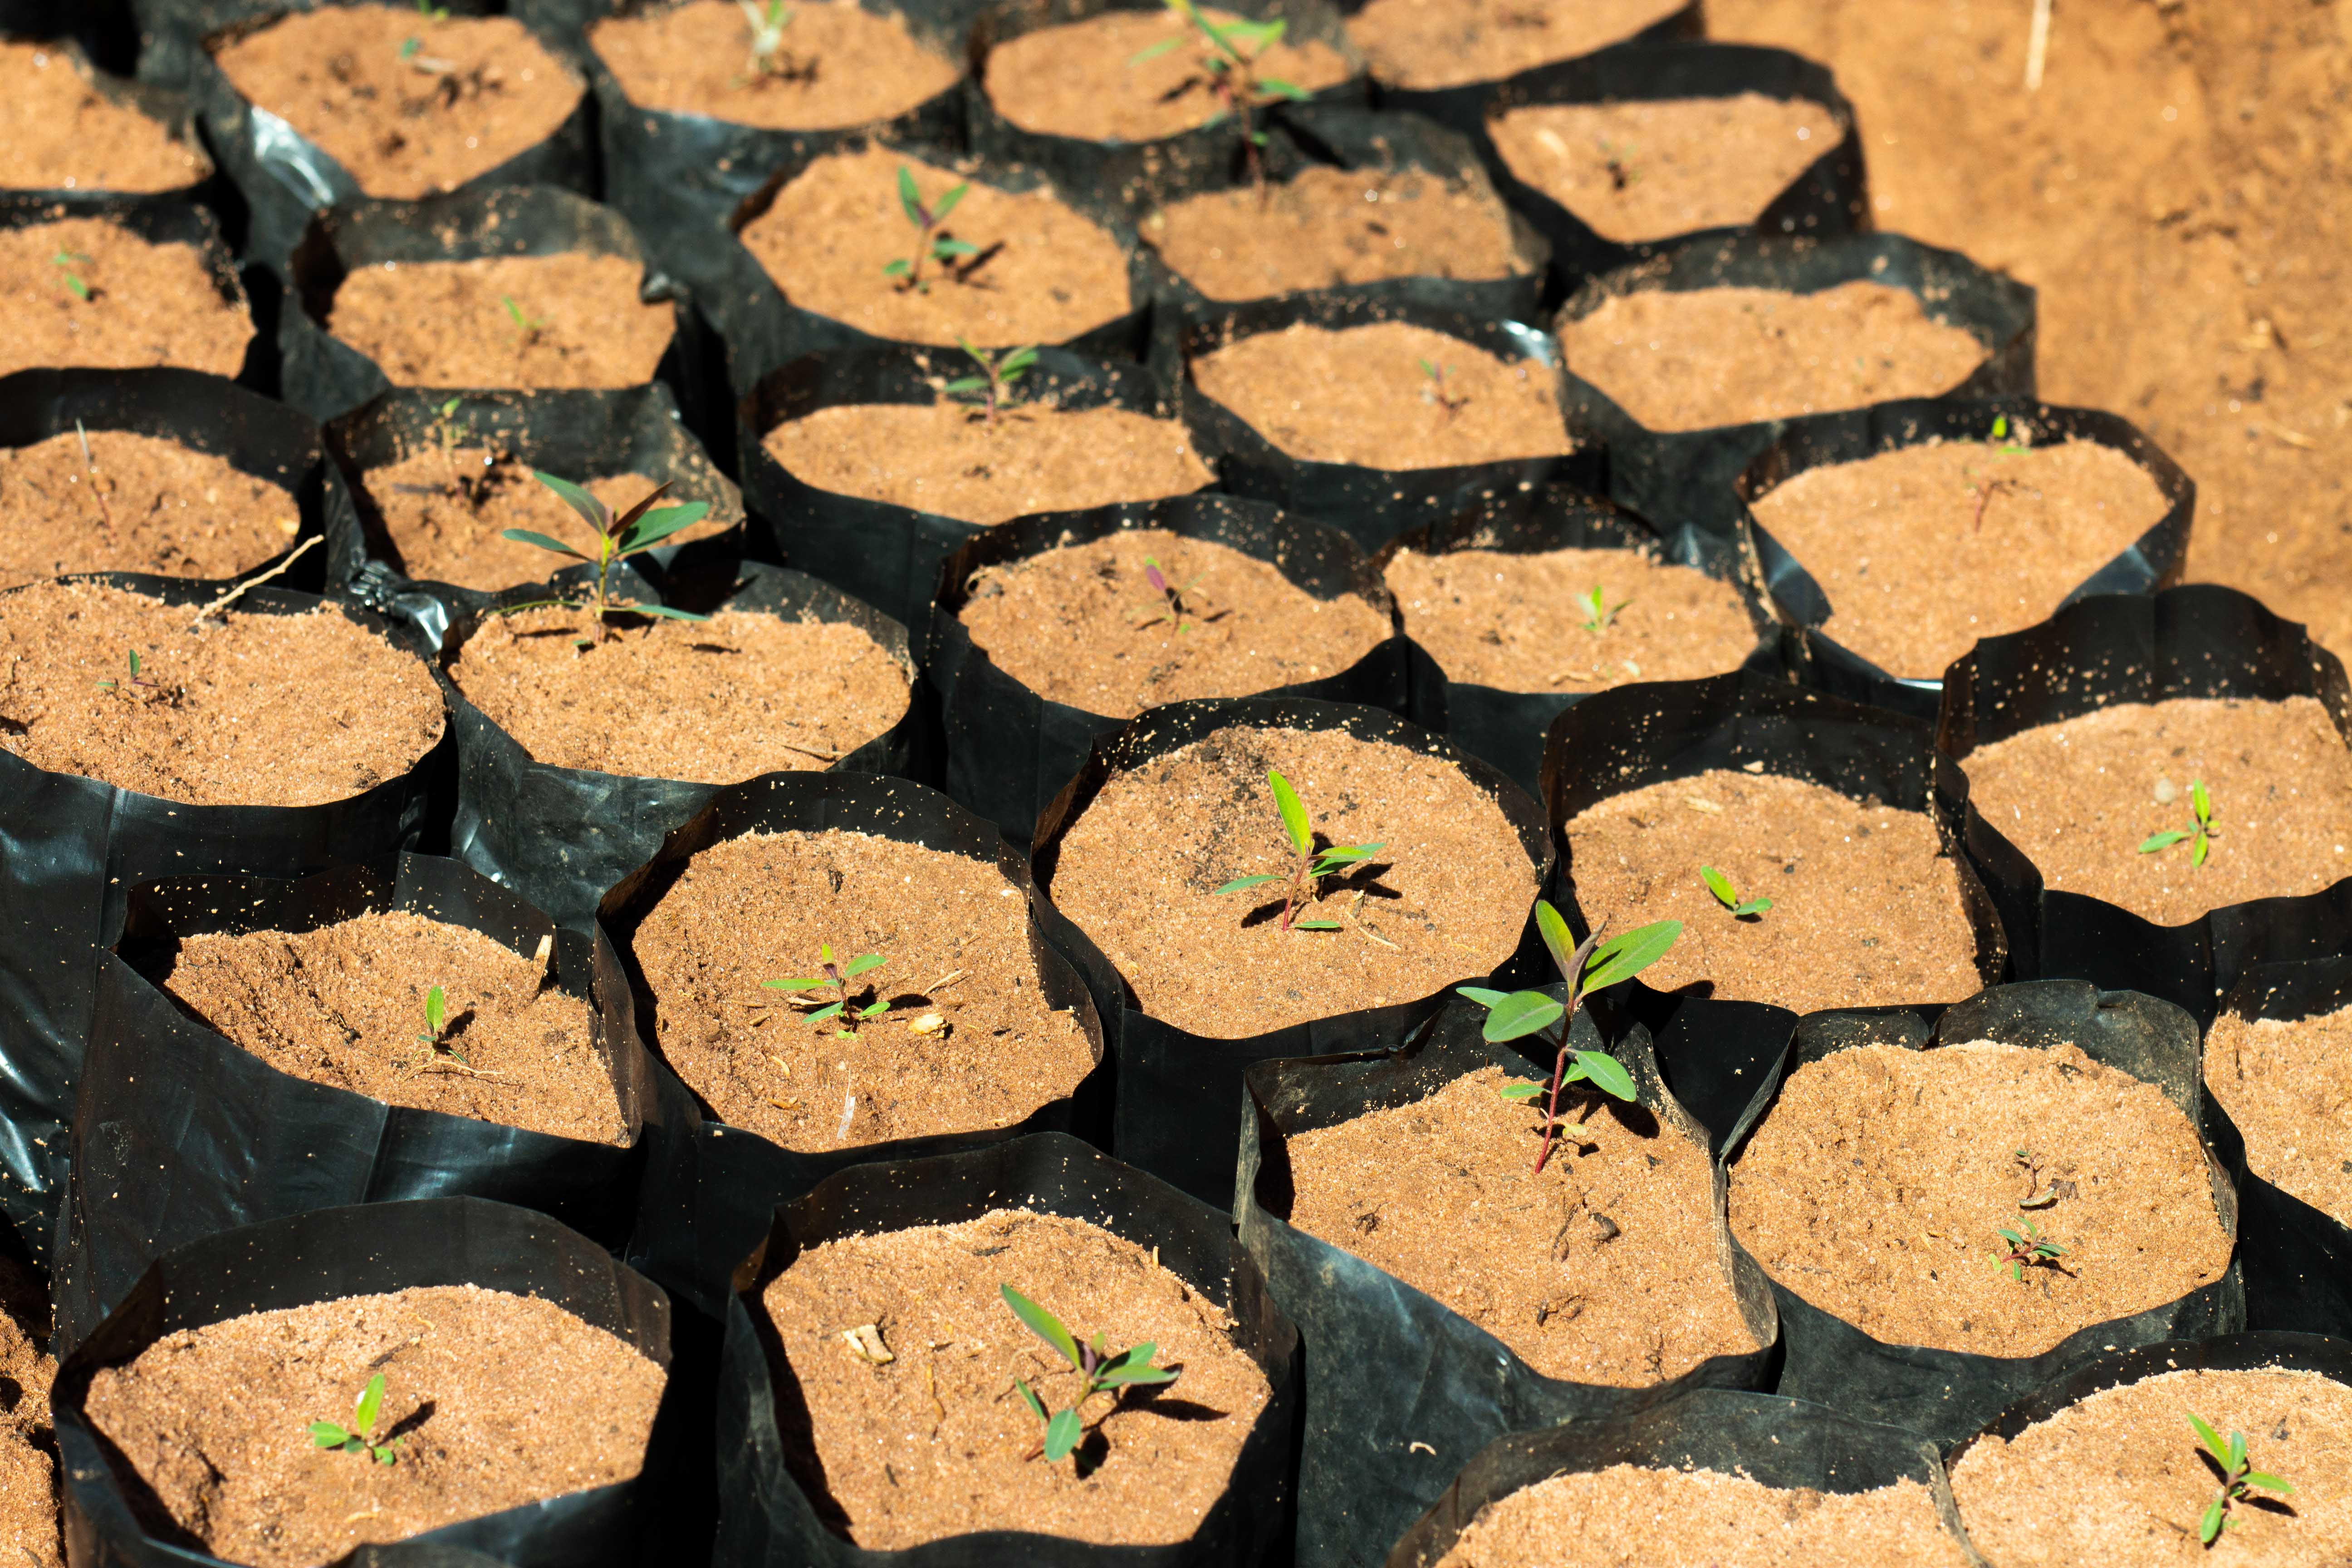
[309,1373,401,1465]
[501,294,548,346]
[1574,584,1624,633]
[2139,780,2215,867]
[1001,1284,1176,1464]
[1131,0,1312,186]
[944,339,1036,427]
[1134,555,1203,633]
[416,983,467,1065]
[738,0,813,81]
[93,649,153,700]
[51,249,91,301]
[2190,1413,2292,1545]
[499,472,711,644]
[763,943,890,1034]
[1459,900,1678,1174]
[882,167,976,293]
[1992,1217,2065,1282]
[1213,768,1382,933]
[1700,865,1771,919]
[1418,358,1469,418]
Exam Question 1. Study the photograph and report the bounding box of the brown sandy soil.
[1703,1,2352,678]
[590,0,961,130]
[358,455,730,591]
[0,1256,55,1568]
[1433,1468,1970,1568]
[982,7,1351,142]
[0,40,200,192]
[0,217,250,379]
[1346,0,1686,92]
[0,429,298,592]
[324,253,673,391]
[2206,1000,2352,1228]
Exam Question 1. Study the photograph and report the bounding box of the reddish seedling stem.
[1971,476,2019,531]
[1532,927,1607,1175]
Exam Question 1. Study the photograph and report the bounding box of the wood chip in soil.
[1189,320,1572,469]
[0,429,298,591]
[1385,544,1755,692]
[1564,769,1982,1014]
[0,1253,57,1568]
[447,605,906,780]
[1487,94,1843,245]
[630,830,1093,1151]
[357,451,730,591]
[761,400,1213,526]
[1141,166,1526,302]
[1729,1039,2231,1357]
[0,581,444,807]
[738,145,1130,348]
[1556,280,1990,432]
[2207,1001,2352,1230]
[1046,725,1537,1038]
[1959,696,2352,927]
[0,216,250,379]
[1285,1064,1759,1384]
[1345,0,1686,91]
[83,1284,664,1568]
[324,253,672,391]
[1432,1466,1970,1567]
[589,0,960,130]
[759,1208,1269,1549]
[211,9,583,199]
[159,909,626,1145]
[1951,1366,2352,1566]
[0,40,199,192]
[956,528,1392,717]
[982,6,1350,142]
[1750,436,2173,678]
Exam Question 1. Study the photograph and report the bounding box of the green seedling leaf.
[933,238,981,259]
[842,953,886,978]
[353,1374,385,1439]
[1990,415,2009,439]
[1479,990,1565,1043]
[1044,1406,1083,1461]
[855,1000,890,1019]
[896,165,923,225]
[1457,985,1511,1006]
[1001,347,1040,376]
[2193,833,2210,868]
[2140,829,2190,853]
[1534,899,1575,978]
[881,258,912,278]
[1497,1081,1544,1101]
[1128,35,1182,62]
[931,181,970,222]
[804,1000,844,1023]
[1581,920,1681,993]
[422,985,445,1042]
[1016,1379,1048,1421]
[2244,1470,2292,1493]
[763,977,824,991]
[1292,918,1342,931]
[1258,75,1311,99]
[309,1421,350,1448]
[1566,1049,1637,1102]
[1215,873,1281,894]
[499,528,591,561]
[529,470,614,534]
[627,604,713,622]
[2200,1497,2225,1544]
[2191,779,2212,823]
[943,376,989,394]
[1001,1284,1082,1371]
[615,501,710,554]
[1311,843,1382,871]
[1267,769,1311,856]
[1700,865,1738,908]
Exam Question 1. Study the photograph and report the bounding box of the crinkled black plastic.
[1938,583,2352,1029]
[1239,1000,1780,1568]
[53,851,695,1355]
[601,771,1108,1316]
[734,342,1218,641]
[1376,480,1785,804]
[1164,293,1600,552]
[277,184,722,440]
[1711,980,2244,1445]
[1543,670,2008,1151]
[1030,694,1553,1208]
[1556,231,2037,536]
[433,559,922,932]
[929,492,1411,842]
[54,1196,688,1567]
[0,573,448,1265]
[323,382,749,624]
[1741,395,2195,720]
[710,1131,1301,1566]
[1390,1387,1975,1568]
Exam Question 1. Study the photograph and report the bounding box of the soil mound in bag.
[711,1131,1300,1565]
[1239,997,1779,1568]
[603,770,1108,1315]
[931,491,1410,842]
[1740,395,2193,721]
[54,1196,689,1567]
[1714,980,2244,1446]
[0,196,264,387]
[1553,231,2036,537]
[1389,1387,1977,1568]
[1543,669,2006,1151]
[1940,583,2352,1029]
[0,36,213,206]
[54,851,695,1353]
[0,572,447,1265]
[1378,480,1783,804]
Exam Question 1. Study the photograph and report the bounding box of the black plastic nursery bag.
[0,38,216,213]
[712,1131,1301,1566]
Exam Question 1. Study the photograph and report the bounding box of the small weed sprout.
[944,339,1037,427]
[93,649,152,699]
[1000,1284,1176,1464]
[762,943,889,1034]
[1700,865,1771,919]
[2015,1147,2058,1209]
[882,167,976,293]
[51,249,91,301]
[416,982,467,1065]
[1460,900,1679,1174]
[1992,1217,2066,1282]
[500,294,547,346]
[1418,358,1469,418]
[737,0,814,82]
[309,1373,401,1465]
[2190,1413,2292,1545]
[2139,780,2215,867]
[1213,768,1382,933]
[499,472,712,645]
[1131,0,1313,186]
[1989,413,2028,454]
[1134,555,1203,632]
[1574,584,1625,633]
